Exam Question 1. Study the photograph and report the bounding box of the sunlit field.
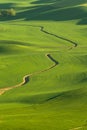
[0,0,87,130]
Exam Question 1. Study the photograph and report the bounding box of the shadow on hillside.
[15,6,87,23]
[31,0,87,8]
[0,3,13,9]
[77,17,87,25]
[0,1,87,25]
[31,0,55,4]
[0,40,36,47]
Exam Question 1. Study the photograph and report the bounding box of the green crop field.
[0,0,87,130]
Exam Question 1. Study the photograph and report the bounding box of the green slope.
[0,0,87,130]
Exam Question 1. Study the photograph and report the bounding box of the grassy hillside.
[0,0,87,130]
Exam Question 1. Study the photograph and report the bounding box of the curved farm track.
[0,54,58,95]
[0,23,78,95]
[10,23,78,48]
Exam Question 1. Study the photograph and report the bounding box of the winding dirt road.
[10,23,78,48]
[0,23,77,95]
[0,54,58,95]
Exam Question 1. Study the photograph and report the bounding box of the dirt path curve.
[0,23,77,95]
[9,23,78,48]
[0,54,58,95]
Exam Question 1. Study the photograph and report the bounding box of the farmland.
[0,0,87,130]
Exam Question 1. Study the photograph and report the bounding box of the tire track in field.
[9,23,78,48]
[0,54,58,95]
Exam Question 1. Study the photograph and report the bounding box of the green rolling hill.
[0,0,87,130]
